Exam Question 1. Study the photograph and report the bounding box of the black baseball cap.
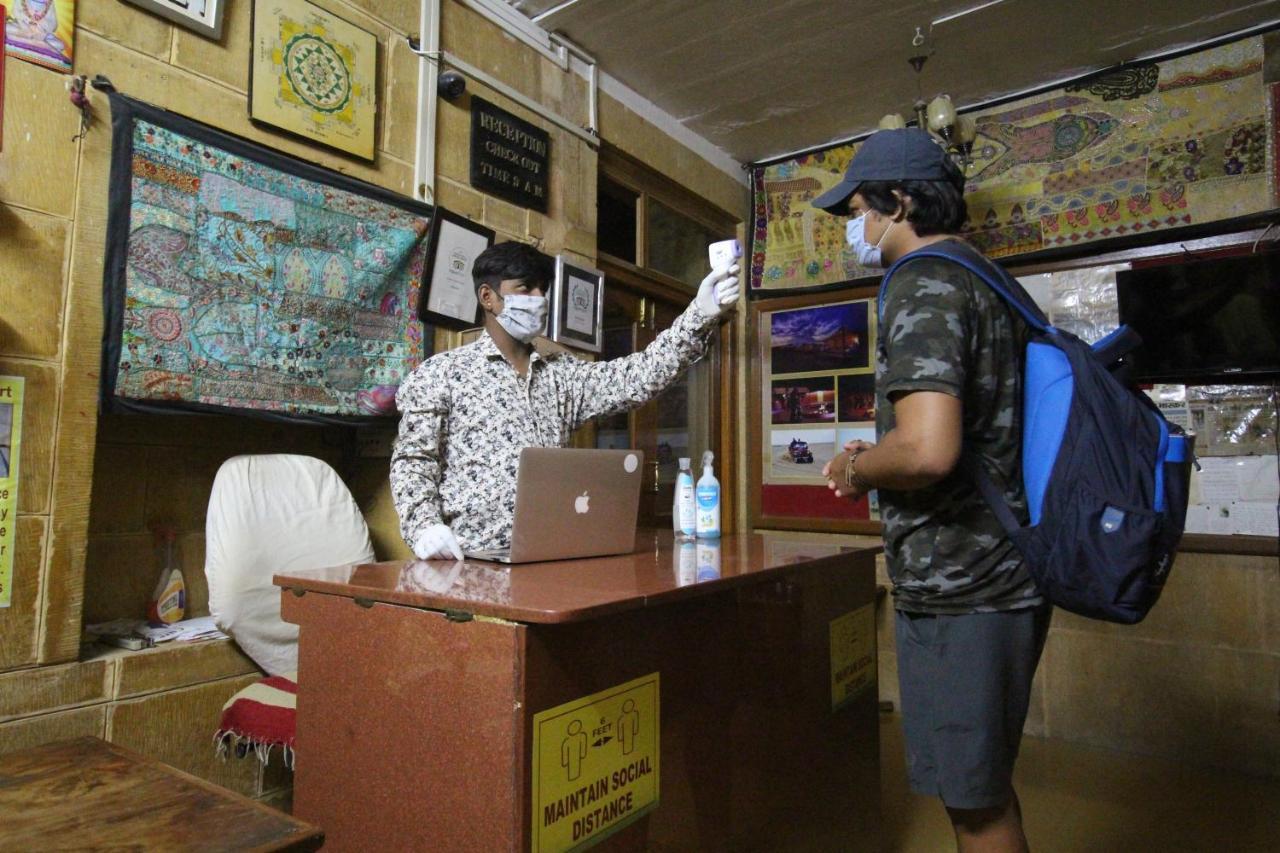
[811,128,958,215]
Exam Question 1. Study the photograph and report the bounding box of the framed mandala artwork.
[250,0,378,161]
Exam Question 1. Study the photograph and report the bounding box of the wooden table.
[278,530,882,852]
[0,737,323,852]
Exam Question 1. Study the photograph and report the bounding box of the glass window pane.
[598,177,638,263]
[647,199,724,287]
[594,305,634,451]
[653,353,715,488]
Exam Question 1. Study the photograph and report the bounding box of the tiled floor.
[879,713,1280,852]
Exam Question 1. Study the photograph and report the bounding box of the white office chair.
[205,454,375,676]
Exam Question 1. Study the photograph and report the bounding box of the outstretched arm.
[565,266,740,426]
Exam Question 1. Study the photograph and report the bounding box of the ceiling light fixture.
[878,25,977,172]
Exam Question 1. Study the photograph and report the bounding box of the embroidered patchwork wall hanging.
[102,94,431,422]
[751,35,1274,292]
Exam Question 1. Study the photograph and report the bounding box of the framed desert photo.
[418,208,495,329]
[250,0,378,160]
[550,256,604,353]
[120,0,225,39]
[750,285,881,534]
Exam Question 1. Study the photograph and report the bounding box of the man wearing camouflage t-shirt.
[814,129,1050,853]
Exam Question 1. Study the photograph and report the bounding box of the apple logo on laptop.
[575,491,590,514]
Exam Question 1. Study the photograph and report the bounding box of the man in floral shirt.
[391,241,740,559]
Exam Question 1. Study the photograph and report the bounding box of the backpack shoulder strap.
[880,240,1050,332]
[880,240,1038,537]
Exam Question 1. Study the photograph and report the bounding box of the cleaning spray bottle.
[695,450,720,539]
[676,457,696,538]
[147,526,186,625]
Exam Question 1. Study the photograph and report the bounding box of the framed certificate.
[550,256,604,353]
[419,209,495,328]
[121,0,226,39]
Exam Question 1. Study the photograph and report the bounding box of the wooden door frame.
[596,146,743,533]
[599,256,738,532]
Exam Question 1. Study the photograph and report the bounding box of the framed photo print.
[5,0,75,71]
[120,0,225,39]
[419,208,495,329]
[250,0,378,160]
[1,8,6,150]
[749,285,881,534]
[551,256,604,353]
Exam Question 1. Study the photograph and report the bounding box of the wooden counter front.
[277,531,883,851]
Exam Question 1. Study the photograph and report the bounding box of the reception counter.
[276,530,883,852]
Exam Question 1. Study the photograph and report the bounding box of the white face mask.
[493,293,548,343]
[845,213,895,269]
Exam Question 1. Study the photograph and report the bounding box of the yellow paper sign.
[830,604,875,711]
[0,376,25,609]
[531,673,660,852]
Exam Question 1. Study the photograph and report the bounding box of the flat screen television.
[1115,253,1280,384]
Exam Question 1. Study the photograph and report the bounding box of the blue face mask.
[845,213,893,269]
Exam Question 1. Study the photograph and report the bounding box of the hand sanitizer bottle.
[695,451,720,539]
[676,457,696,538]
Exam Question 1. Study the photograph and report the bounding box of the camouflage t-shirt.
[875,244,1043,614]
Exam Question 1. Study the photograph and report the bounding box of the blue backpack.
[881,241,1193,624]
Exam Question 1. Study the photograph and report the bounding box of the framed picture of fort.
[749,285,882,534]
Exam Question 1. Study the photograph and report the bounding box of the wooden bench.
[0,736,322,851]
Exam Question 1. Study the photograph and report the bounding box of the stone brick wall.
[872,550,1280,778]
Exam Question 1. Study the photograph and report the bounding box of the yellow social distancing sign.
[829,604,875,711]
[531,673,659,852]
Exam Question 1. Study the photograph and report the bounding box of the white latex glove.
[412,523,464,561]
[694,264,741,319]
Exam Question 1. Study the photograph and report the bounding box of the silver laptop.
[466,448,645,564]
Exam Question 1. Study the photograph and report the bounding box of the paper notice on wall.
[1192,456,1279,504]
[1184,504,1228,535]
[1185,502,1279,536]
[1146,384,1191,431]
[1232,502,1280,536]
[1236,455,1279,502]
[0,375,25,609]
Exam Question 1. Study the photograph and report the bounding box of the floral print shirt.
[391,303,718,551]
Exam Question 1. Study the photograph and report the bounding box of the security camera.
[438,71,466,102]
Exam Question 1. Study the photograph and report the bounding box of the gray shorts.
[894,604,1052,810]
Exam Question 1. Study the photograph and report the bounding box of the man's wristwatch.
[844,448,872,492]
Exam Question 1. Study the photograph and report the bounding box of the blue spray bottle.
[695,451,720,538]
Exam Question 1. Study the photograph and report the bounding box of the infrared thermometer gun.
[708,238,741,274]
[708,239,742,304]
